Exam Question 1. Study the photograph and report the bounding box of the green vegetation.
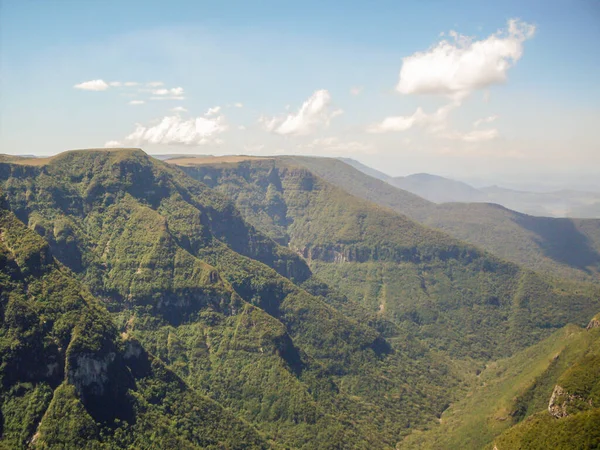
[491,324,600,449]
[398,324,600,448]
[0,149,460,448]
[2,148,599,448]
[181,158,600,360]
[285,156,600,282]
[0,208,266,449]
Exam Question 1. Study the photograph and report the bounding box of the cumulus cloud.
[129,100,145,105]
[261,90,343,136]
[369,101,498,143]
[234,102,244,108]
[368,102,458,133]
[109,112,227,147]
[350,86,363,96]
[306,137,376,155]
[152,87,184,96]
[396,19,535,99]
[75,79,144,91]
[171,106,188,113]
[74,79,109,91]
[473,115,498,127]
[147,81,164,87]
[104,140,123,148]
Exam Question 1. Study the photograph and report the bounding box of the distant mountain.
[280,156,600,282]
[337,157,392,182]
[389,173,485,204]
[385,169,600,218]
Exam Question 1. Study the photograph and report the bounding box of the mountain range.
[1,149,599,449]
[340,158,600,219]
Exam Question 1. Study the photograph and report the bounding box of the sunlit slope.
[0,149,459,448]
[178,157,600,361]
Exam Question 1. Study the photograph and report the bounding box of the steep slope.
[176,157,600,361]
[0,208,267,449]
[0,149,458,448]
[491,315,600,450]
[399,319,600,449]
[284,156,600,282]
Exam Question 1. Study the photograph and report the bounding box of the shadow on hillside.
[514,215,600,272]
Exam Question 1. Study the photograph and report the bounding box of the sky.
[1,0,599,186]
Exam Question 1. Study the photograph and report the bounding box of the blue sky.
[1,0,599,182]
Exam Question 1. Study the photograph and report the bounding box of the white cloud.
[206,106,221,116]
[124,81,139,87]
[473,115,498,127]
[148,87,185,100]
[350,86,363,96]
[171,106,188,113]
[147,81,164,87]
[129,100,145,105]
[104,140,123,148]
[261,90,343,136]
[109,81,122,87]
[234,102,244,108]
[238,125,247,130]
[152,87,184,96]
[368,102,458,133]
[369,101,498,142]
[114,112,227,147]
[150,96,185,101]
[447,128,499,142]
[306,137,376,155]
[74,79,109,91]
[396,19,535,99]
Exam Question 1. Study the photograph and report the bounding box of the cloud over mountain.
[261,90,343,136]
[396,19,535,99]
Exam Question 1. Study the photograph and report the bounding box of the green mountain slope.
[399,319,600,449]
[0,149,459,448]
[491,316,600,450]
[283,156,600,282]
[176,156,600,361]
[0,208,267,449]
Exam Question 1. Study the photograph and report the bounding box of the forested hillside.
[286,156,600,282]
[177,156,600,360]
[0,149,460,449]
[1,148,598,448]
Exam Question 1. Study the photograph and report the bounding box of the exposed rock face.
[548,385,569,418]
[547,384,589,418]
[586,315,600,330]
[68,352,116,396]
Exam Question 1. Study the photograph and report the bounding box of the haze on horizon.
[1,0,599,190]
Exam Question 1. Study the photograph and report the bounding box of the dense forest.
[0,149,598,448]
